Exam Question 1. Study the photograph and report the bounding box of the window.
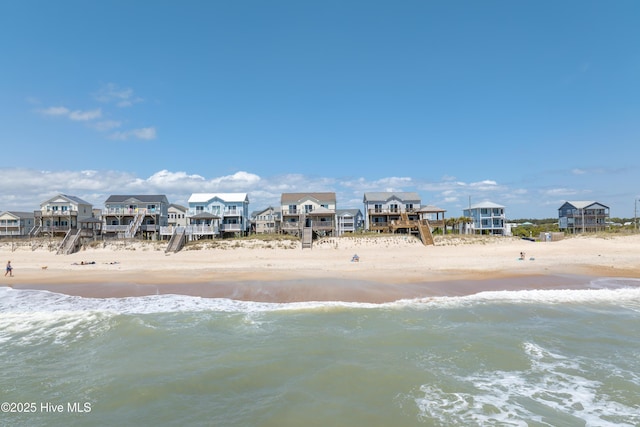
[374,204,382,213]
[305,204,313,213]
[405,203,413,211]
[196,206,204,212]
[289,205,297,214]
[390,204,398,213]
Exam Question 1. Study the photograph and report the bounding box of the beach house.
[168,204,188,228]
[0,211,35,237]
[362,192,436,244]
[103,195,169,239]
[558,201,609,233]
[336,209,363,235]
[187,193,250,237]
[34,194,94,237]
[363,192,422,232]
[253,206,281,234]
[280,192,336,237]
[463,201,506,235]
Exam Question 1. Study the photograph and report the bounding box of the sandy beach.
[1,234,639,302]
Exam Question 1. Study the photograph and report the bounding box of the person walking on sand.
[5,261,13,277]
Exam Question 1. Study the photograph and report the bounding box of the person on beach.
[5,261,13,277]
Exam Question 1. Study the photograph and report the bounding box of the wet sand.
[2,234,640,302]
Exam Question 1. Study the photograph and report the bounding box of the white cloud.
[92,120,122,131]
[69,108,102,121]
[39,106,101,121]
[95,83,143,107]
[0,168,620,219]
[40,106,70,116]
[36,84,154,140]
[132,127,156,140]
[543,187,579,196]
[110,127,157,141]
[469,179,498,189]
[209,171,262,190]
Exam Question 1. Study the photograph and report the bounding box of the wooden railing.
[39,211,78,217]
[367,208,418,215]
[160,225,218,236]
[220,223,243,232]
[103,208,150,216]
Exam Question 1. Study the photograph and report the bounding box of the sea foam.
[1,276,640,315]
[415,341,640,426]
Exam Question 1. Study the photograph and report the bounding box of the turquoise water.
[1,278,640,426]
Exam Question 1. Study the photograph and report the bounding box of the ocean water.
[1,278,640,427]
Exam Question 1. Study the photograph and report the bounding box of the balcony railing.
[39,211,78,217]
[368,208,417,215]
[41,226,76,233]
[103,208,150,216]
[160,225,218,236]
[0,230,26,236]
[370,221,389,228]
[312,221,334,229]
[220,223,242,232]
[104,225,129,233]
[281,222,300,230]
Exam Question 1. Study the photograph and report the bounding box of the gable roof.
[560,201,608,210]
[281,192,336,204]
[0,211,35,219]
[188,193,249,204]
[252,206,281,217]
[363,192,421,203]
[105,195,169,204]
[42,194,92,207]
[336,209,362,217]
[168,203,187,212]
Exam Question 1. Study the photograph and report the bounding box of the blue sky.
[1,1,639,219]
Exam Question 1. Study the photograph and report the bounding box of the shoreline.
[4,274,611,303]
[2,234,640,302]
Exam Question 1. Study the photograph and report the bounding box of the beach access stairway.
[57,228,83,255]
[29,224,41,238]
[301,227,313,249]
[389,213,435,246]
[125,211,145,238]
[166,228,187,253]
[417,220,435,246]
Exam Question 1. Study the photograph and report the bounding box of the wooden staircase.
[29,224,41,238]
[165,228,187,253]
[389,214,435,246]
[125,211,145,238]
[301,227,313,249]
[57,229,83,255]
[417,220,435,246]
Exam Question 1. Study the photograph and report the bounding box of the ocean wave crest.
[1,277,640,315]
